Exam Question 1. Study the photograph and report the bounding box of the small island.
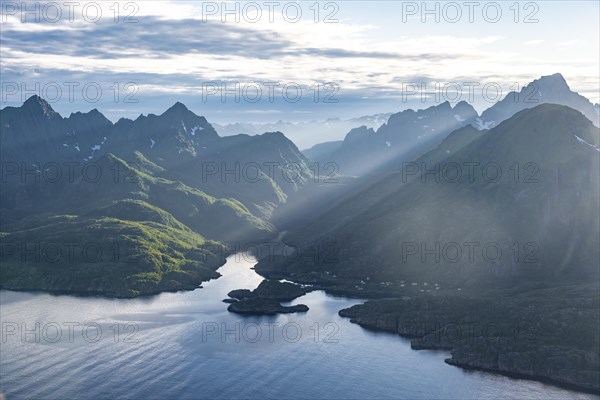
[225,279,311,315]
[227,298,309,315]
[228,279,312,301]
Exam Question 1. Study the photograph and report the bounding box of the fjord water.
[1,255,597,400]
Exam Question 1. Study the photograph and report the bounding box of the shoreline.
[2,256,598,395]
[251,260,600,395]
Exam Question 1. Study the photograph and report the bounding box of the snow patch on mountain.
[574,135,600,152]
[190,126,204,136]
[85,143,103,161]
[475,118,495,130]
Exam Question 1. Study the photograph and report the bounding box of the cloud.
[1,17,294,59]
[524,40,544,46]
[558,39,586,47]
[3,13,470,65]
[1,1,598,119]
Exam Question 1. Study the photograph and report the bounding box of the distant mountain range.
[307,73,599,176]
[213,113,392,150]
[319,100,478,176]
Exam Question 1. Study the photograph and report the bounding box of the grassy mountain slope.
[1,213,225,298]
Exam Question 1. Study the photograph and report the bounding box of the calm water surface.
[1,254,598,399]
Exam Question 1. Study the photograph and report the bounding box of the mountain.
[274,103,481,233]
[0,97,321,296]
[254,104,600,391]
[163,130,315,218]
[260,104,600,285]
[276,102,481,231]
[1,153,274,242]
[103,103,315,218]
[321,101,478,176]
[304,74,598,178]
[0,95,113,165]
[213,113,392,149]
[479,73,599,128]
[1,96,315,220]
[302,140,343,161]
[104,101,220,168]
[416,125,484,164]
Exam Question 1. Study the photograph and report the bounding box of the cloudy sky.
[1,1,598,123]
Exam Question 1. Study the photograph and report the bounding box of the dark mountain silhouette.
[479,73,599,128]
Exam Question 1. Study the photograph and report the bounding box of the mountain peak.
[67,108,112,127]
[344,125,375,144]
[163,101,190,115]
[262,130,286,138]
[452,101,479,120]
[435,101,453,111]
[22,95,58,118]
[453,100,471,109]
[533,73,569,90]
[479,72,598,128]
[421,101,452,113]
